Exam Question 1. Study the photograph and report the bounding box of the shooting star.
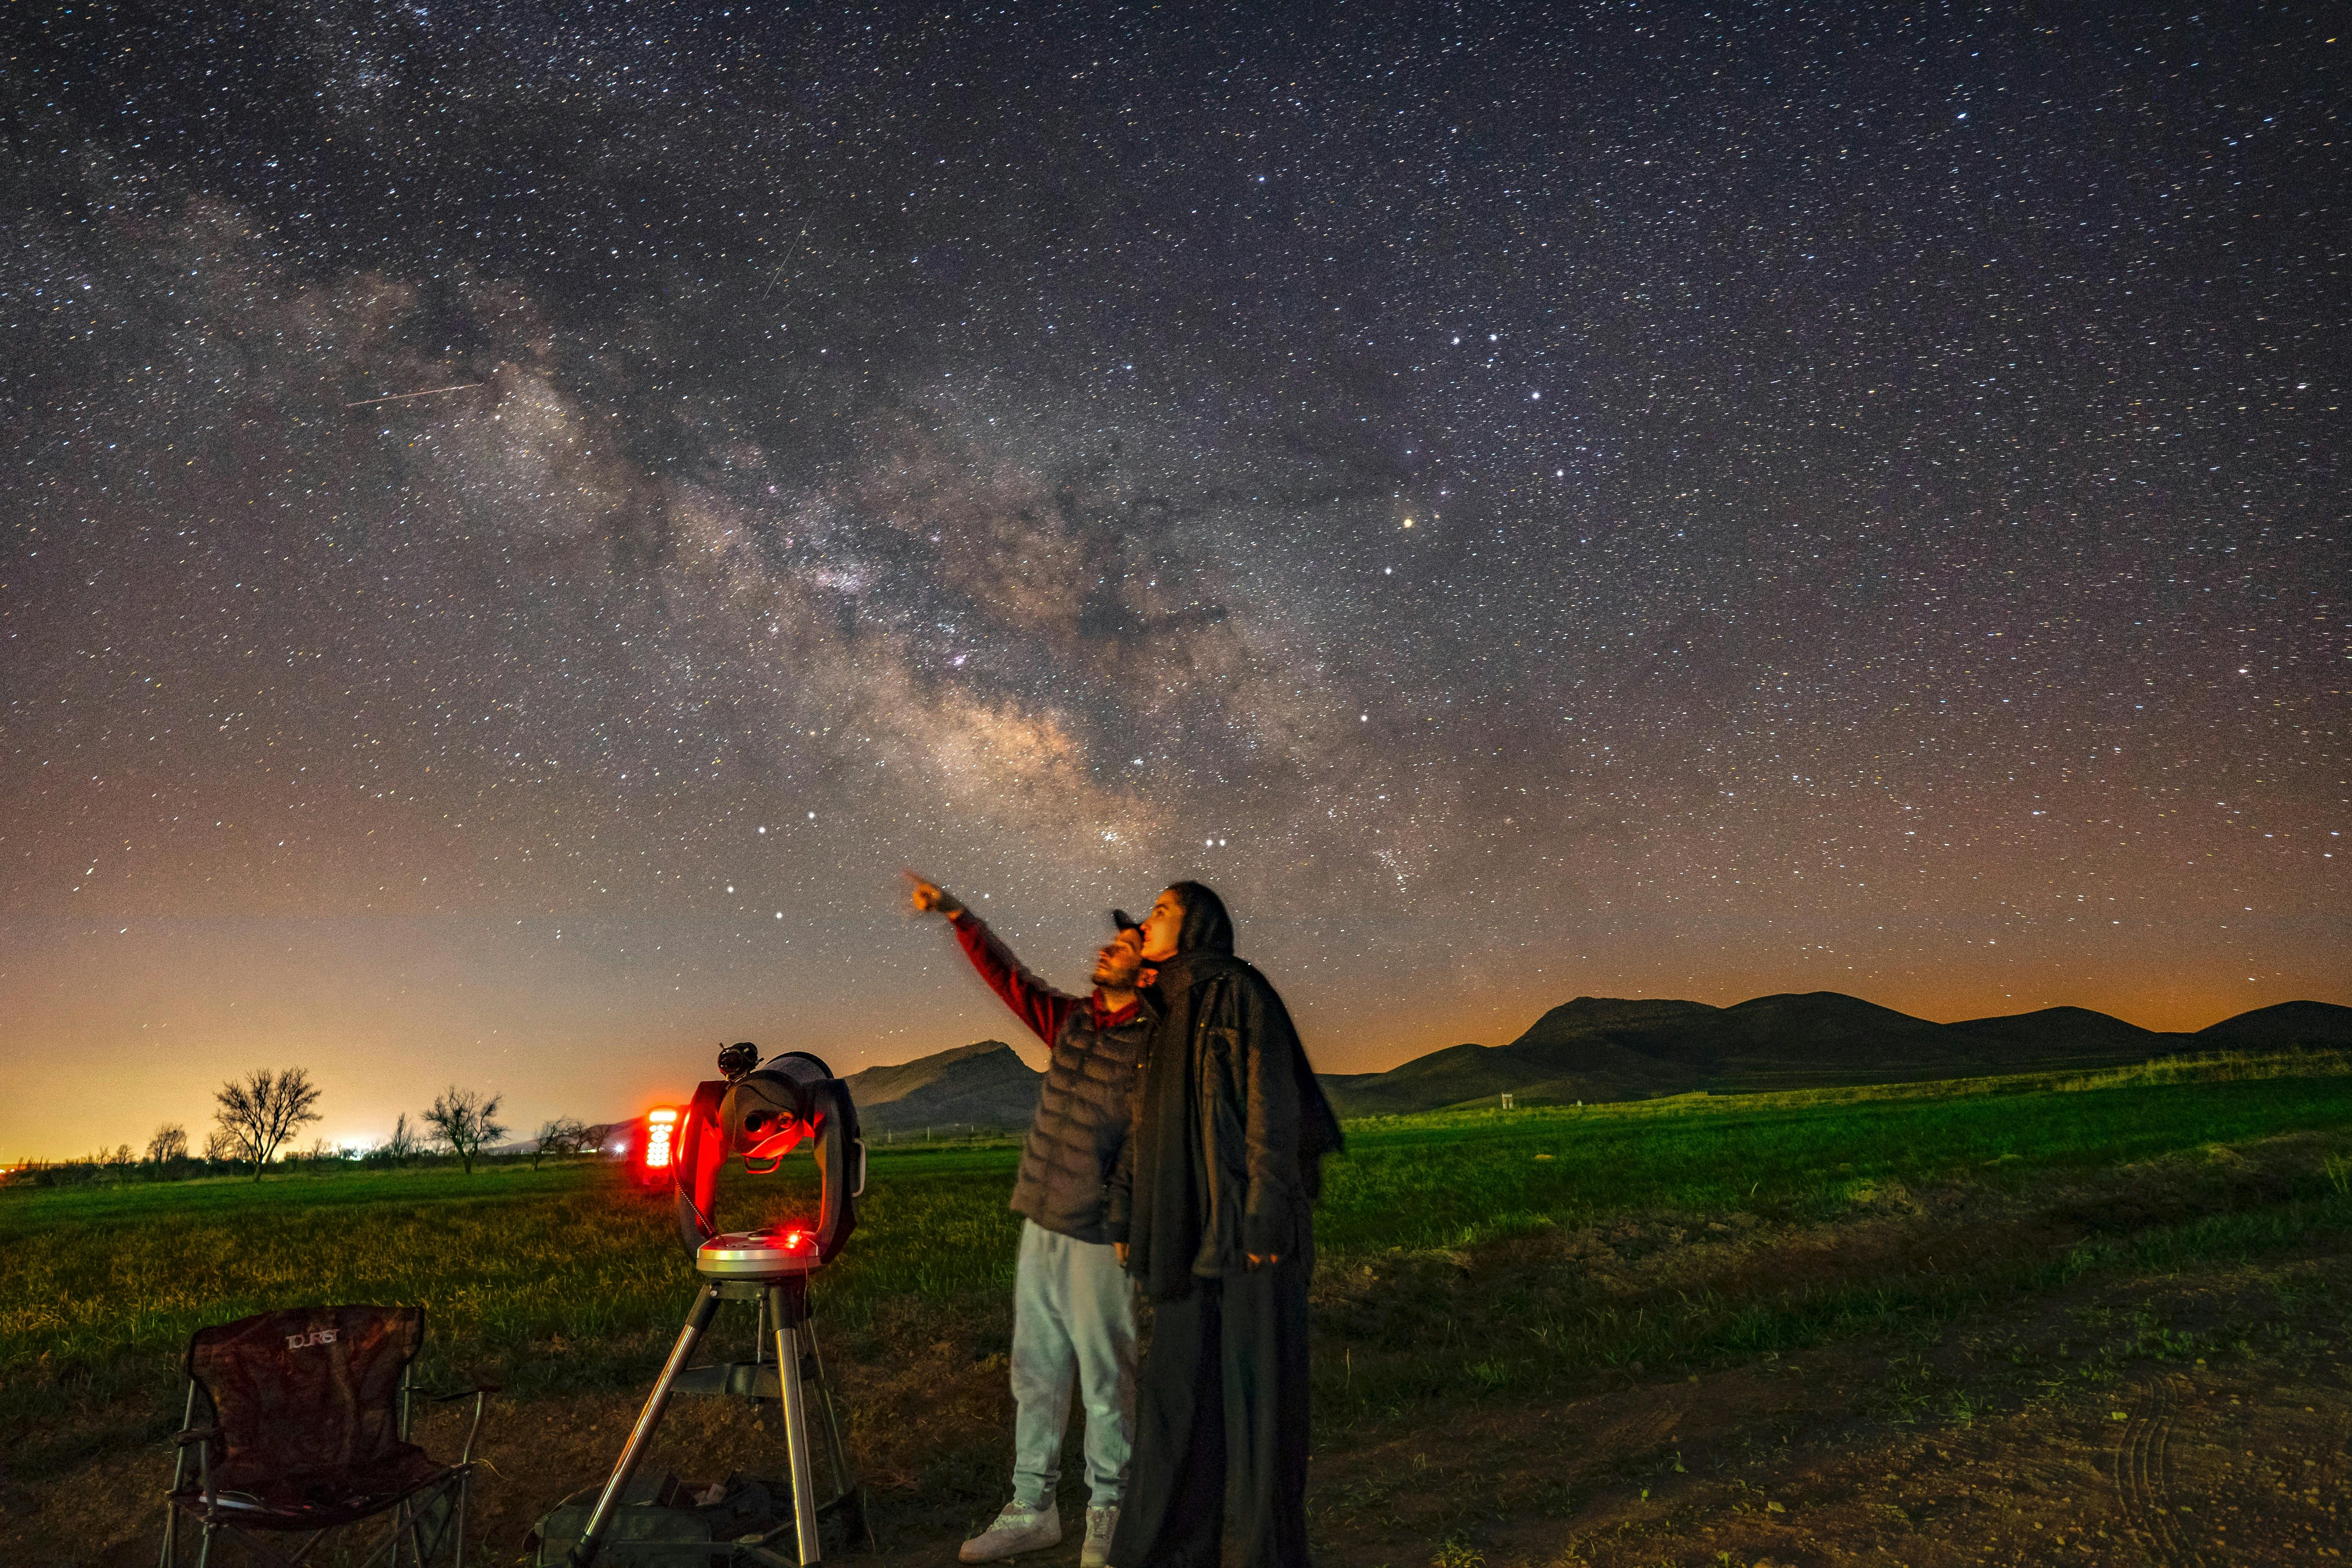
[344,382,485,408]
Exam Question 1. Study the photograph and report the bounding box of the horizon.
[7,969,2336,1165]
[5,5,2343,1163]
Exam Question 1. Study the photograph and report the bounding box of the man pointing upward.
[909,874,1152,1568]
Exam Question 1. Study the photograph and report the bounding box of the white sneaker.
[958,1499,1061,1563]
[1080,1503,1119,1568]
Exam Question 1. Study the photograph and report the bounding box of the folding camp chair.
[158,1304,494,1568]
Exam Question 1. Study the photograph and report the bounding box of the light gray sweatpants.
[1009,1219,1136,1509]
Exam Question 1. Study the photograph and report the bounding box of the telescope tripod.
[569,1273,861,1566]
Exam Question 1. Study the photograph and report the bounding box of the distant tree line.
[2,1066,610,1189]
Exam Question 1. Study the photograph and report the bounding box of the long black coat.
[1106,951,1343,1300]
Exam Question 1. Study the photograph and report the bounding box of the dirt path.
[1323,1250,2351,1568]
[839,1355,2349,1568]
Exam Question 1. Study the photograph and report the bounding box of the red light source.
[634,1107,682,1183]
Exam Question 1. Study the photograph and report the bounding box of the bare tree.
[423,1086,507,1175]
[146,1123,189,1164]
[380,1111,424,1164]
[532,1116,591,1169]
[212,1067,323,1180]
[202,1127,240,1163]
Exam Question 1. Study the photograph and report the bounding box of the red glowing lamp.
[631,1106,683,1185]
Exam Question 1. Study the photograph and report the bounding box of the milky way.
[3,3,2343,1156]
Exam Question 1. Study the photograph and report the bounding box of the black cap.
[1111,908,1142,933]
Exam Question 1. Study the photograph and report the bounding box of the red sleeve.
[950,911,1079,1045]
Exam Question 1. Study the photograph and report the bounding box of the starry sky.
[3,2,2344,1161]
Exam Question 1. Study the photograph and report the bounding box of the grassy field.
[6,1051,2351,1563]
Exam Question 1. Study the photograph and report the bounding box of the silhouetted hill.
[842,1040,1041,1134]
[831,999,2348,1133]
[1316,1041,1626,1119]
[1317,995,2343,1116]
[1938,1005,2169,1067]
[1720,993,1948,1063]
[2194,1001,2352,1049]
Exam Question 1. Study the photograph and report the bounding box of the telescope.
[537,1046,868,1566]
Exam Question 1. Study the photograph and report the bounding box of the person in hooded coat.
[1104,881,1343,1568]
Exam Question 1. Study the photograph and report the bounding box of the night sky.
[4,3,2344,1161]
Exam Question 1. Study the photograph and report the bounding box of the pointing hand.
[904,870,963,918]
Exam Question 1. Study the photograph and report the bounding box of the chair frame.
[158,1328,493,1568]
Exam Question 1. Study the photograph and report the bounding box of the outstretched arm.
[907,871,1078,1045]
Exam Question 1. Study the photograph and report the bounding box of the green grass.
[5,1052,2349,1484]
[1322,1061,2352,1250]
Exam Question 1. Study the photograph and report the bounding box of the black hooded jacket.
[1105,884,1344,1301]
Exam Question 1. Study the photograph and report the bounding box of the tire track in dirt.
[2111,1372,2203,1568]
[1570,1385,1689,1483]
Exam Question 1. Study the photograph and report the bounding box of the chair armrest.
[171,1422,223,1504]
[410,1381,498,1465]
[423,1382,501,1402]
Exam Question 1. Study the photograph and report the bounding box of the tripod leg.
[572,1283,724,1566]
[802,1317,857,1504]
[768,1285,823,1564]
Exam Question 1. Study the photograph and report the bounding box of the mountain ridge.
[841,1038,1041,1134]
[1316,993,2352,1116]
[742,996,2352,1136]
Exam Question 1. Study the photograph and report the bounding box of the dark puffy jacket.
[951,912,1149,1245]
